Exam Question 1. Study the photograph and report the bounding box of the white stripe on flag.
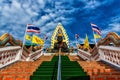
[92,28,101,35]
[91,23,97,27]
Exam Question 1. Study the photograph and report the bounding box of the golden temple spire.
[51,23,69,48]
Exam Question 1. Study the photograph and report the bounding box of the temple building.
[51,23,69,52]
[0,23,120,80]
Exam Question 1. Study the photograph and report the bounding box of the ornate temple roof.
[51,23,69,48]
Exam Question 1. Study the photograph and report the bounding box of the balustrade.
[0,46,21,68]
[27,49,43,61]
[77,49,91,60]
[99,46,120,68]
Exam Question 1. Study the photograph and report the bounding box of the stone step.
[0,55,53,80]
[77,59,120,80]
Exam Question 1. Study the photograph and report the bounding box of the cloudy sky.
[0,0,120,47]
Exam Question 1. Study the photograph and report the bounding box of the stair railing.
[57,48,61,80]
[99,46,120,68]
[77,49,91,60]
[26,48,43,61]
[0,46,21,68]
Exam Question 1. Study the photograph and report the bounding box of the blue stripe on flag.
[27,26,40,30]
[26,24,40,33]
[91,23,101,35]
[92,26,100,31]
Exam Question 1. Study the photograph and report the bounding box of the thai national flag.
[27,24,40,33]
[44,34,48,40]
[75,34,79,40]
[91,23,101,35]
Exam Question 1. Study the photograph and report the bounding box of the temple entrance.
[51,23,69,52]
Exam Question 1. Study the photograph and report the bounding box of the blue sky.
[0,0,120,47]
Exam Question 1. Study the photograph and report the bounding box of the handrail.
[26,48,43,61]
[57,48,61,80]
[99,46,120,68]
[0,46,21,68]
[77,49,91,60]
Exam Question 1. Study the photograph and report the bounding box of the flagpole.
[43,34,48,51]
[43,39,46,54]
[92,30,97,47]
[43,35,46,48]
[21,25,28,60]
[42,35,45,52]
[75,36,77,47]
[75,34,79,47]
[90,23,97,47]
[31,34,33,53]
[42,40,45,55]
[86,34,91,60]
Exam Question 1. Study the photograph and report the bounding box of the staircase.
[30,56,58,80]
[61,56,89,80]
[30,55,89,80]
[0,56,53,80]
[1,54,120,80]
[68,55,120,80]
[78,61,120,80]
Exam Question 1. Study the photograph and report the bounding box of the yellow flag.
[83,34,89,49]
[26,34,31,40]
[94,34,101,38]
[32,35,44,45]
